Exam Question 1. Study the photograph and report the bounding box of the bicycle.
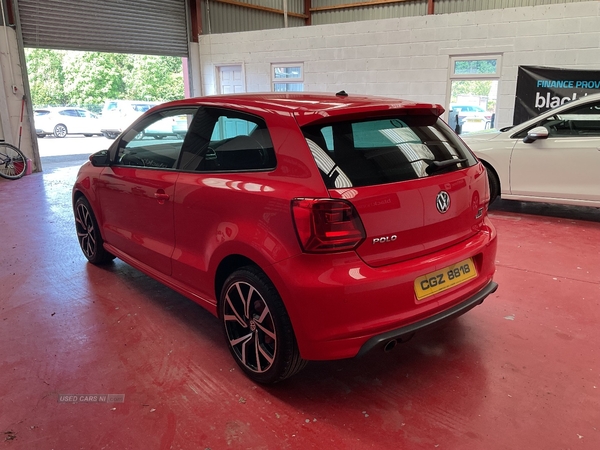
[0,141,27,180]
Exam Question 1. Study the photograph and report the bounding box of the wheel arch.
[214,254,259,314]
[479,159,501,199]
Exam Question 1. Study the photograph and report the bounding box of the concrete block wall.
[198,1,600,128]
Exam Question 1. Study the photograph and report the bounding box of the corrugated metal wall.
[434,0,590,14]
[312,0,428,25]
[202,0,592,34]
[202,0,305,34]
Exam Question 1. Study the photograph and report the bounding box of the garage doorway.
[447,55,501,135]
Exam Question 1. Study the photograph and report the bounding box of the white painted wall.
[197,1,600,129]
[0,25,35,167]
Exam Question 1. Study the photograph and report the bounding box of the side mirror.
[523,126,549,143]
[89,149,110,167]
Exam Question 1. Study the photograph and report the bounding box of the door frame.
[215,64,246,94]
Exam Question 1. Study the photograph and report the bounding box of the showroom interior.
[0,0,599,448]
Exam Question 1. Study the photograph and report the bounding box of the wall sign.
[513,66,600,125]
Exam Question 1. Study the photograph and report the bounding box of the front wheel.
[219,266,307,384]
[53,124,68,138]
[74,196,116,264]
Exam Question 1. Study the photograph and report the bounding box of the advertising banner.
[513,66,600,125]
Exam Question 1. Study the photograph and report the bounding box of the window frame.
[271,62,304,92]
[113,107,199,171]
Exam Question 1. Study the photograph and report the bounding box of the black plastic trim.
[356,281,499,357]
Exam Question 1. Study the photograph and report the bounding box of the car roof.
[156,93,445,127]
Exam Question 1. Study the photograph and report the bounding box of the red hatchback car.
[73,92,498,383]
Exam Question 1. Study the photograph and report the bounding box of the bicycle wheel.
[0,143,27,180]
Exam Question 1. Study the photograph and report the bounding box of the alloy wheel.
[54,124,67,138]
[223,281,277,373]
[75,202,97,259]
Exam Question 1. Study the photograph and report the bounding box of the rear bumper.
[356,280,498,357]
[265,218,497,361]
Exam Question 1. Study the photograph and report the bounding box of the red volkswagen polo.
[73,92,498,383]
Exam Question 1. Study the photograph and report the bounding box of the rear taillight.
[292,198,366,253]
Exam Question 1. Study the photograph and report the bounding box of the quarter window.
[179,107,276,172]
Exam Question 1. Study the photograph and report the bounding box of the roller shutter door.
[17,0,188,57]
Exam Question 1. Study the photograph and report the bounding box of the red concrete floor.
[1,163,599,450]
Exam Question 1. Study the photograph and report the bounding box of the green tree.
[62,51,131,105]
[124,54,184,101]
[25,48,68,106]
[451,80,493,100]
[25,49,184,107]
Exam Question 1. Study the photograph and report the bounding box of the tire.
[0,143,27,180]
[83,134,93,137]
[219,266,307,384]
[53,123,68,138]
[37,134,46,138]
[74,196,116,264]
[486,165,500,204]
[153,135,164,140]
[103,132,118,140]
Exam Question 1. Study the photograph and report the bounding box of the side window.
[60,109,79,117]
[115,108,197,169]
[527,100,600,138]
[179,107,276,172]
[555,100,600,136]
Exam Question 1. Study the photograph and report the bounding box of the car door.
[58,109,81,134]
[510,99,600,202]
[95,108,195,275]
[77,109,98,134]
[171,107,276,302]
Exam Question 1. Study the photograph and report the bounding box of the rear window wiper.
[425,158,467,175]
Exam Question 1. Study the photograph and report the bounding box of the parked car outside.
[73,93,498,383]
[462,92,600,207]
[100,100,159,139]
[34,107,102,138]
[451,104,493,133]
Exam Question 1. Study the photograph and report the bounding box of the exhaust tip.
[383,339,397,352]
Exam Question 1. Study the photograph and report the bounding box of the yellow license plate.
[414,258,478,301]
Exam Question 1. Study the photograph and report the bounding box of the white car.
[100,100,159,139]
[450,104,493,133]
[462,93,600,208]
[34,107,102,138]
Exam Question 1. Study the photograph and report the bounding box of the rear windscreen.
[302,115,477,188]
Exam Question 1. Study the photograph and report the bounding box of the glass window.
[60,109,79,117]
[537,100,600,137]
[302,115,477,188]
[454,59,497,75]
[178,107,276,172]
[115,108,197,169]
[271,63,303,92]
